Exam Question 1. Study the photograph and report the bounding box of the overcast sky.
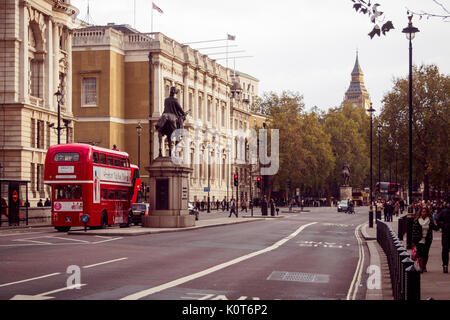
[71,0,450,113]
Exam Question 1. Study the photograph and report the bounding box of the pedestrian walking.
[436,203,450,273]
[221,198,226,212]
[241,199,247,213]
[270,199,275,216]
[228,198,238,218]
[412,207,439,273]
[394,200,400,217]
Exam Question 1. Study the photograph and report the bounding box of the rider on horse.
[155,87,187,157]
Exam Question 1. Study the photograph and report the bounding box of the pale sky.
[71,0,450,113]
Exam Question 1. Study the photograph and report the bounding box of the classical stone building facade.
[71,24,259,205]
[343,52,371,109]
[0,0,78,204]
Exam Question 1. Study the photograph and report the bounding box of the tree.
[407,0,450,22]
[380,64,450,199]
[322,103,370,197]
[350,0,394,38]
[258,91,334,199]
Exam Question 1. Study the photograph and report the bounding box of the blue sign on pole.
[204,187,210,192]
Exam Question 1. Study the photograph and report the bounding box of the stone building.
[71,24,259,205]
[0,0,78,205]
[343,52,371,109]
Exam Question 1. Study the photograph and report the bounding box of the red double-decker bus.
[375,182,402,200]
[44,143,141,232]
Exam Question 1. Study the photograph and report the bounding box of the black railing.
[376,219,420,300]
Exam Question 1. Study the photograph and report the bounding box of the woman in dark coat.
[412,207,439,272]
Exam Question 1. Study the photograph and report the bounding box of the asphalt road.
[0,206,370,300]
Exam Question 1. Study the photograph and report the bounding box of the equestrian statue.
[342,164,350,186]
[155,87,188,157]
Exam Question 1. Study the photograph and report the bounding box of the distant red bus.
[44,143,141,232]
[375,182,402,200]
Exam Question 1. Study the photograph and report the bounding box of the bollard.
[405,264,421,300]
[399,254,411,300]
[395,247,407,300]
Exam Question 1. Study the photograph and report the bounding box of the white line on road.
[82,257,128,269]
[346,223,365,300]
[120,222,317,300]
[91,237,123,244]
[0,273,61,288]
[0,231,48,237]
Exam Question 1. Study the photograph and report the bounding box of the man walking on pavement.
[229,198,238,218]
[436,202,450,273]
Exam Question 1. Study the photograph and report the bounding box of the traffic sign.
[204,187,210,192]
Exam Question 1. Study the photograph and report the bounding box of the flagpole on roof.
[151,3,154,33]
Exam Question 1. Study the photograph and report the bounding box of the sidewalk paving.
[362,212,450,300]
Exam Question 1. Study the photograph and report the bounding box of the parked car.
[188,202,199,220]
[130,203,150,225]
[337,200,349,212]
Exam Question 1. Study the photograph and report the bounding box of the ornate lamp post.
[402,15,419,206]
[136,122,143,169]
[394,141,399,185]
[388,134,393,198]
[402,15,419,250]
[367,103,375,228]
[54,90,63,144]
[377,123,382,196]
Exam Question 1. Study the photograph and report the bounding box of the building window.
[31,119,36,148]
[222,106,225,127]
[82,77,97,107]
[198,96,203,121]
[30,60,42,98]
[207,99,211,122]
[36,120,44,149]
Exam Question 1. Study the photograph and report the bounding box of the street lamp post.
[394,142,399,184]
[388,134,393,199]
[368,103,375,228]
[54,90,63,144]
[136,122,143,169]
[402,15,419,250]
[377,123,382,194]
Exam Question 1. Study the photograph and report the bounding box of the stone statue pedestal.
[340,186,352,201]
[142,157,194,228]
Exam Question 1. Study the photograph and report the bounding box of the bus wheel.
[55,226,71,232]
[101,212,108,229]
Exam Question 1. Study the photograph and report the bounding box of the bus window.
[55,185,82,200]
[93,152,99,164]
[121,191,128,200]
[107,157,113,166]
[114,157,121,167]
[100,154,106,165]
[108,190,115,200]
[115,190,121,200]
[54,152,79,162]
[101,189,107,200]
[120,159,126,168]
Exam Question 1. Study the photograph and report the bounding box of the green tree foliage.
[323,103,370,196]
[380,64,449,199]
[259,91,335,198]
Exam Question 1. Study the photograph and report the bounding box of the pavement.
[361,211,450,300]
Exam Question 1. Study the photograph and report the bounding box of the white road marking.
[346,223,365,300]
[10,284,87,300]
[120,222,317,300]
[82,257,128,269]
[0,231,48,237]
[12,238,53,245]
[91,237,123,244]
[0,273,61,288]
[50,236,91,243]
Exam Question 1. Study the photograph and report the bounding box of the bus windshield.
[55,185,82,200]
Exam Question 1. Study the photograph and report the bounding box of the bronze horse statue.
[155,87,187,157]
[342,164,350,186]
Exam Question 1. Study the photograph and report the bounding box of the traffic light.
[234,174,238,186]
[256,176,261,189]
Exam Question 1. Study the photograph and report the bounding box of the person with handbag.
[412,207,439,273]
